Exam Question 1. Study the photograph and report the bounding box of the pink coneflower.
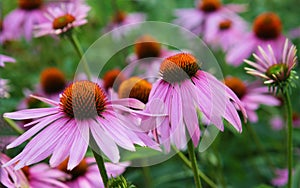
[0,54,15,67]
[224,77,280,122]
[0,153,29,188]
[57,157,129,188]
[204,17,247,52]
[245,39,297,93]
[145,53,247,151]
[125,35,177,80]
[34,2,90,37]
[227,12,287,66]
[102,69,126,93]
[104,11,146,39]
[270,113,300,131]
[272,168,290,187]
[3,80,160,170]
[3,0,47,41]
[174,0,246,36]
[0,79,10,98]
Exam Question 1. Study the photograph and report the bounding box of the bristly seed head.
[198,0,221,13]
[102,69,126,92]
[57,158,88,180]
[266,63,289,82]
[113,11,127,23]
[52,14,76,30]
[134,35,161,59]
[224,77,247,99]
[118,77,152,104]
[40,67,66,95]
[18,0,42,10]
[60,81,107,120]
[219,19,232,30]
[160,53,200,83]
[253,12,282,40]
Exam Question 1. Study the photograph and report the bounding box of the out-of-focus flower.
[0,79,10,98]
[227,12,286,66]
[57,157,129,188]
[245,39,297,93]
[271,168,291,187]
[0,55,16,67]
[224,77,280,122]
[145,53,247,151]
[34,2,90,37]
[104,11,146,39]
[0,152,29,188]
[270,113,300,131]
[174,0,246,36]
[3,0,47,41]
[124,35,177,81]
[102,69,126,93]
[3,80,160,170]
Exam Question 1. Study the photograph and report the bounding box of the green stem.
[283,92,293,188]
[187,140,202,188]
[92,150,109,187]
[142,166,152,188]
[245,122,275,173]
[174,147,217,188]
[67,33,92,80]
[4,117,24,135]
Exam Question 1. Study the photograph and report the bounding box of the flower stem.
[187,140,202,188]
[283,92,293,188]
[92,150,109,187]
[174,146,217,188]
[66,33,92,80]
[4,117,24,135]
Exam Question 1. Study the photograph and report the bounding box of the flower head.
[34,3,90,37]
[3,80,160,170]
[245,39,298,93]
[272,168,290,187]
[145,53,247,151]
[102,69,126,92]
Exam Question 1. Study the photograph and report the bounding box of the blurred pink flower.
[145,53,247,151]
[272,168,291,187]
[174,0,246,36]
[0,79,10,98]
[3,0,47,41]
[57,157,129,188]
[0,152,29,188]
[227,12,286,66]
[34,2,90,37]
[270,113,300,131]
[245,39,297,92]
[224,77,280,123]
[0,55,15,67]
[104,11,146,39]
[3,81,160,170]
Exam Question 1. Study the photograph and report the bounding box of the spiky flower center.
[18,0,42,10]
[60,81,107,120]
[134,35,161,59]
[224,77,247,99]
[118,77,152,104]
[57,158,88,180]
[40,68,66,95]
[199,0,221,13]
[266,63,289,82]
[113,11,127,23]
[219,19,232,30]
[52,14,76,30]
[102,69,126,91]
[160,53,200,83]
[21,166,30,179]
[253,12,282,40]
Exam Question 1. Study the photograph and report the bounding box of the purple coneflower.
[103,11,146,39]
[0,55,15,67]
[3,80,160,170]
[245,39,297,93]
[227,12,287,66]
[224,77,280,122]
[34,2,90,37]
[0,153,29,188]
[57,157,129,188]
[145,53,247,151]
[272,168,290,187]
[174,0,246,36]
[3,0,47,41]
